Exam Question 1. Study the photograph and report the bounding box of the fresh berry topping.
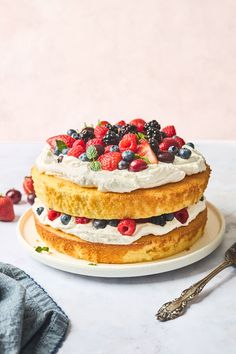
[67,129,77,136]
[157,151,175,163]
[80,128,95,142]
[108,219,119,227]
[149,215,166,226]
[162,125,176,137]
[27,193,36,205]
[79,153,89,161]
[62,148,69,155]
[174,136,185,147]
[128,159,148,172]
[103,131,119,146]
[36,207,44,215]
[144,120,161,131]
[75,217,90,224]
[148,138,159,156]
[164,213,175,221]
[71,132,80,140]
[47,135,76,149]
[23,176,35,195]
[118,160,129,170]
[98,152,122,171]
[6,189,22,204]
[122,150,135,162]
[117,219,136,236]
[174,208,189,224]
[72,139,86,149]
[186,142,195,149]
[61,214,71,225]
[129,118,146,132]
[136,139,158,164]
[146,127,162,142]
[67,145,86,158]
[105,124,119,134]
[94,125,109,139]
[116,120,126,126]
[159,138,179,151]
[48,210,61,221]
[168,145,179,154]
[178,147,192,159]
[0,196,15,222]
[92,219,108,229]
[119,133,137,153]
[86,138,104,147]
[93,144,105,156]
[99,120,110,126]
[110,145,120,152]
[104,145,114,153]
[119,124,137,138]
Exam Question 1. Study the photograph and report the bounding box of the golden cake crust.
[34,208,207,264]
[32,165,210,219]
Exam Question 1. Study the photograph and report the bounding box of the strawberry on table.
[0,196,15,222]
[23,176,35,195]
[136,139,158,164]
[47,135,76,149]
[119,133,137,153]
[98,152,122,171]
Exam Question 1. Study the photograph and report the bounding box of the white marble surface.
[0,141,235,354]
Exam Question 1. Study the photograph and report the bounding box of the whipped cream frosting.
[35,145,206,193]
[32,198,206,245]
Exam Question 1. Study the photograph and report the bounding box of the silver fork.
[156,242,236,321]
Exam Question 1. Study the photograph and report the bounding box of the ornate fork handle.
[156,259,232,321]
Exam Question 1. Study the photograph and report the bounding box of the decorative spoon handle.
[156,259,232,321]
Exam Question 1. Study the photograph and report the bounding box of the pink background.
[0,0,236,142]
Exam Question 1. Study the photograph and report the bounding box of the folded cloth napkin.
[0,262,69,354]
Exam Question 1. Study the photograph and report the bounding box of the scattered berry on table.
[75,217,90,224]
[94,125,109,139]
[119,133,137,153]
[6,189,22,204]
[174,208,189,224]
[27,193,36,205]
[178,148,192,159]
[162,125,176,137]
[117,219,136,236]
[110,145,120,152]
[98,152,122,171]
[128,159,148,172]
[61,214,71,225]
[149,215,166,226]
[157,151,175,163]
[168,145,179,155]
[36,207,44,216]
[23,176,35,195]
[48,209,61,221]
[186,142,195,149]
[119,124,137,138]
[118,160,129,170]
[122,150,135,162]
[129,118,146,132]
[103,131,119,146]
[93,219,108,229]
[136,139,158,164]
[67,145,85,158]
[108,219,119,227]
[0,196,15,222]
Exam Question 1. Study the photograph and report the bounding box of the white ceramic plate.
[17,202,225,278]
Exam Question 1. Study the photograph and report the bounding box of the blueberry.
[92,219,108,229]
[62,148,69,155]
[122,150,135,162]
[108,219,119,227]
[36,207,44,216]
[150,215,166,226]
[164,213,175,221]
[79,153,89,162]
[67,129,77,136]
[54,147,60,156]
[118,160,129,170]
[71,132,80,140]
[168,146,179,155]
[110,145,119,152]
[178,148,192,159]
[61,214,71,225]
[186,142,195,149]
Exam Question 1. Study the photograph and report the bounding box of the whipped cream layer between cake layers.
[32,198,206,245]
[35,145,207,193]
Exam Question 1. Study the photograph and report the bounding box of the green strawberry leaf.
[56,140,68,153]
[86,146,98,160]
[90,161,101,171]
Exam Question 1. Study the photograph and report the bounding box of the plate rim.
[17,201,225,277]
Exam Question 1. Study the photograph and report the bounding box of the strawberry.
[129,118,146,132]
[72,139,86,149]
[47,135,76,149]
[162,125,176,137]
[98,152,122,171]
[159,138,180,151]
[116,120,126,126]
[67,145,85,158]
[117,219,136,236]
[174,208,189,224]
[94,125,109,139]
[75,217,90,224]
[23,176,35,195]
[99,120,110,126]
[119,133,137,153]
[0,196,15,221]
[136,139,158,164]
[48,210,61,221]
[174,136,185,148]
[86,138,104,147]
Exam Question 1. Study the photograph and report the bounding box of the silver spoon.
[156,242,236,321]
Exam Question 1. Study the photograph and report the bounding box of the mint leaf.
[136,132,147,141]
[86,146,98,160]
[56,140,68,153]
[134,154,151,164]
[90,161,101,171]
[35,246,49,253]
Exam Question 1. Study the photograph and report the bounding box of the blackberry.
[146,127,162,143]
[144,120,161,131]
[119,124,137,138]
[160,131,167,140]
[149,138,159,155]
[105,124,118,134]
[80,127,94,142]
[103,131,119,146]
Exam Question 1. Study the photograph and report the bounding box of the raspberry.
[47,135,76,149]
[159,138,179,151]
[48,210,61,221]
[67,145,85,158]
[116,120,126,126]
[174,136,185,148]
[119,133,137,153]
[174,208,189,224]
[117,219,136,236]
[72,139,86,149]
[98,152,122,171]
[86,138,104,147]
[162,125,176,137]
[104,145,114,153]
[94,125,109,139]
[75,217,90,224]
[129,118,146,132]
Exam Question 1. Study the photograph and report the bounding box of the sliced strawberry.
[67,145,85,158]
[48,210,61,221]
[0,196,15,222]
[72,139,86,149]
[129,118,146,132]
[119,133,137,153]
[116,120,126,126]
[174,136,185,148]
[136,139,158,164]
[159,138,180,151]
[98,152,122,171]
[23,176,35,195]
[46,135,76,149]
[162,125,176,137]
[94,125,109,139]
[86,138,104,147]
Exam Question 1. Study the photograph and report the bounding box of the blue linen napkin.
[0,262,69,354]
